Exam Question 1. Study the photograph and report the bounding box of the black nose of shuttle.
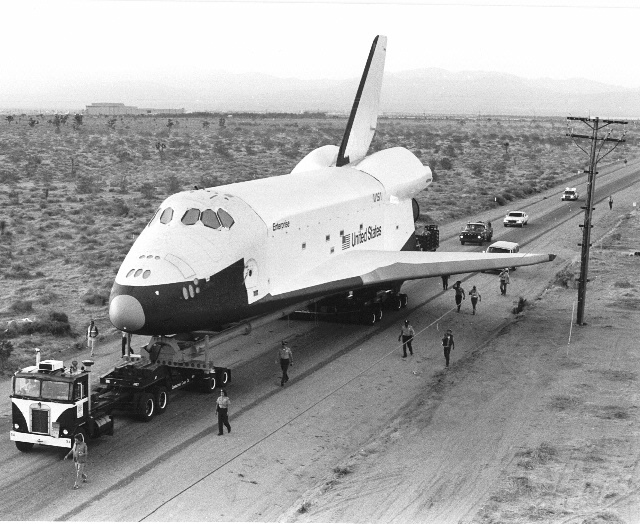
[109,294,146,332]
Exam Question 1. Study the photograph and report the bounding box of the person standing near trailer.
[64,434,88,489]
[499,268,510,296]
[452,281,465,312]
[86,320,98,357]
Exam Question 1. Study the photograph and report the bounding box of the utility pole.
[567,116,626,325]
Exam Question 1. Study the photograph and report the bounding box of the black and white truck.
[9,337,231,452]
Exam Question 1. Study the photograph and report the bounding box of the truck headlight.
[14,423,19,429]
[62,429,69,435]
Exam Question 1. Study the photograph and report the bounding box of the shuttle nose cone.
[109,295,146,331]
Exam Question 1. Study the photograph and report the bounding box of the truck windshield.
[41,380,71,401]
[14,377,41,398]
[488,247,510,253]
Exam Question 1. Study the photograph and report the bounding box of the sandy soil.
[273,198,640,522]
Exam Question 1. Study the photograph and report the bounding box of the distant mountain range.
[2,69,639,117]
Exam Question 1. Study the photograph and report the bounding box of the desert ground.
[0,115,638,523]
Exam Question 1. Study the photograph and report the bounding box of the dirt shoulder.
[280,208,640,521]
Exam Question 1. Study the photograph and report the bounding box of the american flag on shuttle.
[342,234,350,250]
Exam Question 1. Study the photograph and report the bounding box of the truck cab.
[459,221,493,245]
[10,359,113,452]
[561,188,579,201]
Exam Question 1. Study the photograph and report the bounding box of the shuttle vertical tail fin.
[336,35,387,167]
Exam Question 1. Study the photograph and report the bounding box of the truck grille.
[31,409,49,434]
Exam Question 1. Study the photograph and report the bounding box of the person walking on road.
[609,195,613,210]
[499,268,510,296]
[469,285,481,315]
[277,341,293,386]
[442,329,454,368]
[86,320,98,357]
[121,331,132,358]
[398,319,415,358]
[441,274,449,290]
[64,433,88,489]
[452,281,465,312]
[216,389,231,435]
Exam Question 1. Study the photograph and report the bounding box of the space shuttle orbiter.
[109,36,555,335]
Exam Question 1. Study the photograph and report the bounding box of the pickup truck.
[459,221,493,245]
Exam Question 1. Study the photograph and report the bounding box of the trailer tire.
[399,294,408,308]
[217,369,230,386]
[153,386,169,414]
[374,307,382,322]
[202,374,217,394]
[15,441,35,452]
[361,310,376,325]
[137,392,156,422]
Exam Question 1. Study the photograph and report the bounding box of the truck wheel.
[461,241,465,245]
[153,386,169,414]
[138,392,156,422]
[15,441,34,453]
[399,294,408,308]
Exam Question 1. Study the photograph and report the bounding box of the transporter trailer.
[10,337,231,452]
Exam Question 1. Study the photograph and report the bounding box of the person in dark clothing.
[441,274,449,290]
[216,389,231,435]
[609,195,613,210]
[499,268,510,296]
[121,331,132,358]
[277,341,293,386]
[442,329,454,368]
[452,281,465,312]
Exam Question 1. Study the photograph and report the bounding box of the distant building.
[85,103,185,116]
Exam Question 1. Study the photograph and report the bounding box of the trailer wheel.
[138,392,156,422]
[218,370,230,386]
[15,441,34,452]
[374,307,382,322]
[361,310,376,325]
[202,374,217,394]
[399,294,408,308]
[153,386,169,414]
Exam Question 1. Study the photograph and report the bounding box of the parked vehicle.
[459,221,493,245]
[561,188,579,201]
[503,211,529,227]
[484,240,520,271]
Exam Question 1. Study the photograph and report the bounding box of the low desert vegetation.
[0,112,637,372]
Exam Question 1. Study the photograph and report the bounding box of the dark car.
[459,221,493,245]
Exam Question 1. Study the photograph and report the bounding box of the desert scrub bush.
[6,264,35,279]
[512,296,528,314]
[9,299,33,314]
[554,266,576,288]
[4,312,72,338]
[82,290,108,306]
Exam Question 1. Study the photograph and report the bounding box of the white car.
[503,211,529,227]
[483,240,520,272]
[561,188,579,201]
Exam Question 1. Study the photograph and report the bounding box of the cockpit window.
[181,208,201,225]
[160,207,174,224]
[201,209,221,229]
[218,208,234,229]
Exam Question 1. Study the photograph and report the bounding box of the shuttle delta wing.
[336,35,387,167]
[271,250,556,299]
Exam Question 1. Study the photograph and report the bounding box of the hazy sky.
[3,0,640,90]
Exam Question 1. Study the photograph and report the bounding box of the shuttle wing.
[272,250,556,299]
